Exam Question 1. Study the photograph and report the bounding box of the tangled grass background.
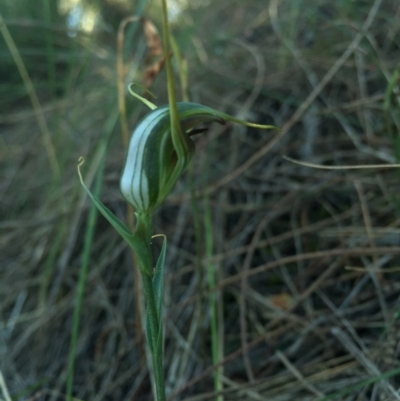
[1,0,400,400]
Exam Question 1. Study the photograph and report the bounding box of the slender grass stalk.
[175,36,213,379]
[42,0,56,98]
[38,228,64,308]
[384,68,400,162]
[117,16,140,149]
[0,14,59,180]
[174,29,205,311]
[0,12,70,313]
[173,19,223,392]
[0,371,12,401]
[203,133,224,399]
[161,0,183,144]
[123,0,148,56]
[204,196,223,400]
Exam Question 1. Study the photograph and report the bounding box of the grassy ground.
[1,0,400,400]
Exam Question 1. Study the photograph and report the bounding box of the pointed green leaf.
[78,158,152,272]
[145,311,155,353]
[78,158,131,237]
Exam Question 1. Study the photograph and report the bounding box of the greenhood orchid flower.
[120,101,278,215]
[120,102,223,214]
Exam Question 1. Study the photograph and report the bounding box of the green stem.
[141,272,166,401]
[136,213,166,401]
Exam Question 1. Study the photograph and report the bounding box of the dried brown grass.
[1,0,400,400]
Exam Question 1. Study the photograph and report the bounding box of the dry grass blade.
[283,155,400,170]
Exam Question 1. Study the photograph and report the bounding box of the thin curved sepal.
[174,102,280,131]
[128,84,158,111]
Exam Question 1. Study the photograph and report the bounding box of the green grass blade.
[204,195,223,400]
[204,135,223,400]
[42,0,56,98]
[0,14,60,179]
